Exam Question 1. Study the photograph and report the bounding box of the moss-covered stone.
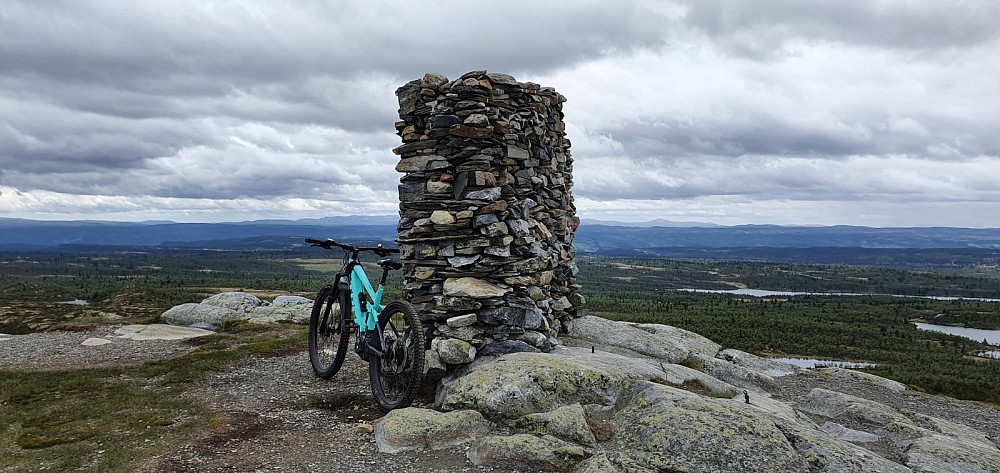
[440,352,641,420]
[574,452,623,473]
[795,388,914,428]
[513,403,597,446]
[776,421,911,473]
[905,434,1000,473]
[466,434,588,471]
[613,381,809,472]
[816,367,906,393]
[693,353,780,394]
[373,408,491,453]
[563,316,720,363]
[718,348,799,377]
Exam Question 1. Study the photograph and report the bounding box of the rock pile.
[393,71,583,369]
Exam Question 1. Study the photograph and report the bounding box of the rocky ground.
[0,326,526,472]
[3,322,1000,472]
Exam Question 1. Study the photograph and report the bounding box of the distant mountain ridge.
[1,216,998,252]
[582,218,723,228]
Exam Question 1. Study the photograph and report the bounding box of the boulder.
[159,302,243,327]
[574,452,622,473]
[373,408,490,453]
[718,348,799,377]
[440,352,642,419]
[466,434,588,471]
[693,354,781,394]
[512,403,597,446]
[903,411,996,447]
[248,295,312,324]
[612,381,809,472]
[160,292,313,327]
[562,316,720,363]
[816,367,907,393]
[201,292,262,311]
[795,388,913,428]
[776,421,911,473]
[904,434,1000,473]
[819,422,881,443]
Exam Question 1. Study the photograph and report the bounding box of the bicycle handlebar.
[304,238,399,257]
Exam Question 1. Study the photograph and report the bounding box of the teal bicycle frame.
[347,257,385,331]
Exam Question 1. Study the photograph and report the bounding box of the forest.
[1,249,998,403]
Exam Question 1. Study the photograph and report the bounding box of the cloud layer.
[1,1,998,226]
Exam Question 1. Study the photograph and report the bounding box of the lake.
[771,357,876,369]
[914,323,1000,345]
[678,288,1000,302]
[59,299,89,305]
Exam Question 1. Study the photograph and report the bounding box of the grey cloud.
[681,0,1000,58]
[2,0,997,226]
[574,153,1000,204]
[1,1,672,89]
[0,0,673,201]
[589,107,998,164]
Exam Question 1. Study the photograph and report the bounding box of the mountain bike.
[304,238,425,411]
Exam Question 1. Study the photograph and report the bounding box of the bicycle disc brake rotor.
[384,333,409,375]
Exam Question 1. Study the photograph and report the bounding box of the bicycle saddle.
[377,259,402,270]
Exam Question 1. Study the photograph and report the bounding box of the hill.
[2,217,999,266]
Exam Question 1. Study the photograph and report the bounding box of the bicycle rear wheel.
[309,285,350,378]
[369,301,425,411]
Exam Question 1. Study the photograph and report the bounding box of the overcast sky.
[1,1,998,227]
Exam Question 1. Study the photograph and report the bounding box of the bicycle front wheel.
[369,301,425,411]
[309,285,350,378]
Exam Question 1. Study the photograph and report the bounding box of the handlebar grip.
[305,238,338,249]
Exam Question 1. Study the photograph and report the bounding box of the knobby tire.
[369,301,425,411]
[308,285,350,378]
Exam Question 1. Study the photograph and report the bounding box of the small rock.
[443,278,511,298]
[436,338,477,364]
[430,210,456,225]
[354,423,374,435]
[447,255,480,267]
[465,187,501,201]
[464,114,490,126]
[446,314,478,328]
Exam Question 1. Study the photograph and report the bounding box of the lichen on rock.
[373,408,490,453]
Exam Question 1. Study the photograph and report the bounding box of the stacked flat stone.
[394,71,583,368]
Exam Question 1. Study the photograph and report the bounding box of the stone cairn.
[393,71,584,372]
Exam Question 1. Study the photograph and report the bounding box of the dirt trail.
[141,351,523,473]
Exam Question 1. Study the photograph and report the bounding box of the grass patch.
[0,323,307,471]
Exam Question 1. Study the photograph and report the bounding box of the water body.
[914,323,1000,345]
[771,357,876,369]
[59,299,88,305]
[677,288,1000,302]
